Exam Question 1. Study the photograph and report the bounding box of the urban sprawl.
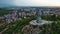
[0,7,60,23]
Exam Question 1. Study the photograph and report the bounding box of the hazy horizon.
[0,0,60,7]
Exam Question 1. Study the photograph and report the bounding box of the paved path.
[0,28,8,34]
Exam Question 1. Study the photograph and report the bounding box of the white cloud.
[14,0,60,6]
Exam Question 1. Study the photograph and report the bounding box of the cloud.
[0,0,60,7]
[14,0,60,6]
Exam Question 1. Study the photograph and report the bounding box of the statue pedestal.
[29,20,53,34]
[29,20,53,25]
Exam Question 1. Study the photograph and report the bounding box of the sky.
[0,0,60,7]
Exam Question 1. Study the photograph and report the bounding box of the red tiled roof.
[0,16,4,17]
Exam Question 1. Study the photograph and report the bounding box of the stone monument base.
[29,20,53,25]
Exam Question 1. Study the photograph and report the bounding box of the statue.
[36,9,42,23]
